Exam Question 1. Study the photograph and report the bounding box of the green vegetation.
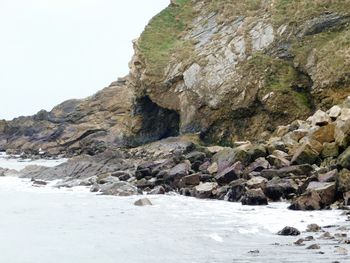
[272,0,350,25]
[243,54,312,109]
[138,0,195,77]
[293,28,350,88]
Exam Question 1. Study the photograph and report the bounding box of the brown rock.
[311,124,335,144]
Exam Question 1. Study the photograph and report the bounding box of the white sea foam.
[0,152,67,170]
[0,157,348,263]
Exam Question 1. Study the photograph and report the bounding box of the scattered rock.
[306,224,321,232]
[277,226,300,236]
[306,244,320,250]
[134,198,153,206]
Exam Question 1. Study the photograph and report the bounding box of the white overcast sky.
[0,0,169,120]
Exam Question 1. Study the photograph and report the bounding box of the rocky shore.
[2,98,347,215]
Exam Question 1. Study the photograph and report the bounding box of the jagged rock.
[245,157,270,173]
[266,139,287,154]
[215,185,231,200]
[264,178,298,201]
[321,142,339,158]
[179,173,200,187]
[311,124,335,144]
[164,161,191,187]
[241,188,268,206]
[193,182,218,199]
[148,186,165,195]
[291,143,319,165]
[277,226,300,236]
[318,169,337,183]
[225,179,246,202]
[215,164,240,185]
[307,110,331,126]
[185,151,206,163]
[334,119,350,148]
[289,182,335,210]
[260,164,313,180]
[337,146,350,169]
[97,181,140,196]
[134,198,152,206]
[336,169,350,193]
[246,176,268,189]
[328,105,342,119]
[207,162,218,174]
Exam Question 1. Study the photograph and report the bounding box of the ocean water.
[0,154,348,263]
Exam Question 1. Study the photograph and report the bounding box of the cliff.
[1,0,350,154]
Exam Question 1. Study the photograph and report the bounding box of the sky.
[0,0,169,120]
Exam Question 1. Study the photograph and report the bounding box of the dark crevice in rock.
[297,13,350,38]
[127,96,180,146]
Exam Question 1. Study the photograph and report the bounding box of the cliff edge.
[1,0,350,155]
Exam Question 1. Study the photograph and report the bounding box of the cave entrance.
[134,96,180,143]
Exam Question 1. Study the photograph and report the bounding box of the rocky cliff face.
[1,0,350,154]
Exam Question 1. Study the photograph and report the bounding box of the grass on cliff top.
[207,0,350,25]
[138,0,194,77]
[272,0,350,25]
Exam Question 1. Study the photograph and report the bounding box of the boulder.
[245,157,270,173]
[164,161,191,187]
[306,224,321,232]
[277,226,300,236]
[134,198,153,206]
[334,119,350,148]
[338,146,350,169]
[311,124,335,144]
[241,188,268,206]
[148,186,166,195]
[207,162,218,174]
[260,164,313,179]
[336,169,350,193]
[246,176,268,189]
[321,142,339,158]
[318,169,337,182]
[327,105,342,119]
[97,181,140,196]
[179,173,200,187]
[289,182,335,210]
[193,182,218,199]
[225,179,246,202]
[266,154,290,168]
[291,143,319,165]
[306,244,320,250]
[307,110,331,126]
[264,178,298,201]
[185,151,206,163]
[215,164,240,185]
